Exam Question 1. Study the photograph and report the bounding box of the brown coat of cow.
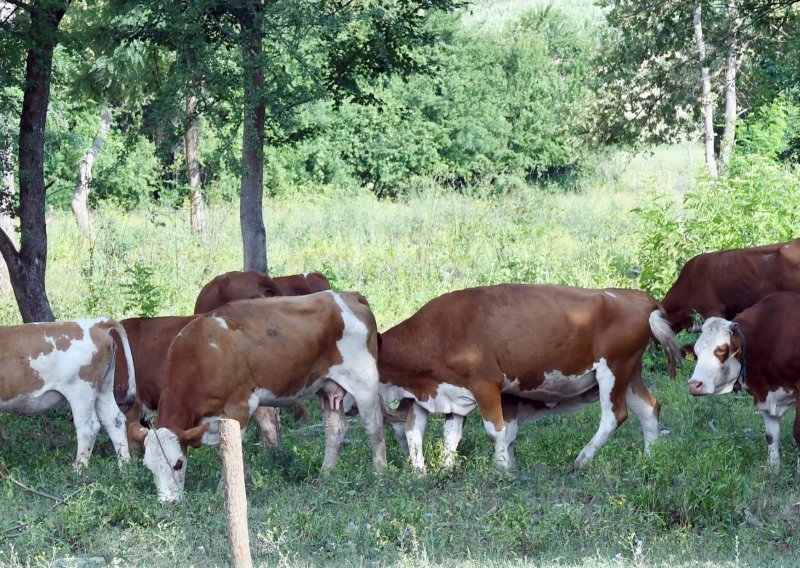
[131,292,386,502]
[688,291,800,469]
[662,238,800,332]
[378,284,680,471]
[193,270,331,314]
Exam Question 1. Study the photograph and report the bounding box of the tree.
[71,105,110,233]
[114,0,461,273]
[596,0,798,175]
[0,0,72,322]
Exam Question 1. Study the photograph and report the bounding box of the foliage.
[121,261,162,317]
[633,106,800,298]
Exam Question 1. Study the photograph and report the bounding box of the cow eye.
[173,459,184,471]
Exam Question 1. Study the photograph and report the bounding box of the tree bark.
[184,95,205,237]
[0,1,70,322]
[239,3,268,273]
[71,106,110,234]
[1,134,16,295]
[719,0,742,172]
[692,2,718,177]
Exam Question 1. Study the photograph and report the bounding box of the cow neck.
[378,323,427,387]
[732,324,748,391]
[155,385,197,435]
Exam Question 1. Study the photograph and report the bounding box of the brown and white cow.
[687,291,800,470]
[378,284,680,471]
[193,270,331,314]
[131,292,386,503]
[662,238,800,333]
[0,318,136,468]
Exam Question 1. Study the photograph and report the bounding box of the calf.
[0,318,135,468]
[378,284,680,471]
[687,291,800,469]
[131,292,386,503]
[662,238,800,332]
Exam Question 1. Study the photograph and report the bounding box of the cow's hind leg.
[405,402,429,472]
[574,359,629,469]
[63,386,102,469]
[253,406,281,448]
[337,374,387,472]
[474,382,510,469]
[442,413,465,469]
[95,360,131,467]
[626,367,660,454]
[319,383,349,470]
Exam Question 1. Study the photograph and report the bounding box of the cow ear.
[129,423,149,445]
[178,423,210,448]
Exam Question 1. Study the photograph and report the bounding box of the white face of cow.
[142,428,187,503]
[688,317,742,396]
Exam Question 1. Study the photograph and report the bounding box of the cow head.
[687,317,743,396]
[131,423,209,503]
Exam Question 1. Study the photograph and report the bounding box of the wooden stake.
[219,418,253,568]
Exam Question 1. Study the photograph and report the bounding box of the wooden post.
[219,418,253,568]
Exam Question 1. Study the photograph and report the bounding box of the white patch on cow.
[503,368,596,401]
[406,402,428,472]
[412,383,477,416]
[482,420,510,468]
[762,253,776,261]
[442,413,465,468]
[141,404,156,423]
[143,428,187,503]
[625,385,659,453]
[212,317,229,330]
[28,318,104,385]
[755,388,795,470]
[574,358,617,467]
[688,317,741,396]
[302,272,310,278]
[209,340,220,351]
[604,291,617,299]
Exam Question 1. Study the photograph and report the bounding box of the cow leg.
[343,385,388,472]
[475,384,510,469]
[763,411,782,471]
[253,406,281,448]
[94,366,131,468]
[442,413,465,469]
[405,402,429,472]
[625,369,661,454]
[321,400,348,470]
[574,360,628,469]
[63,389,102,470]
[392,420,409,456]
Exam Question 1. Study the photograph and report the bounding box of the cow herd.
[1,238,799,503]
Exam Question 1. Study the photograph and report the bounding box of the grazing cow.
[378,284,680,471]
[0,318,136,468]
[193,270,331,314]
[687,291,800,469]
[662,238,800,332]
[131,292,386,503]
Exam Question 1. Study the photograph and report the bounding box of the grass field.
[2,144,800,567]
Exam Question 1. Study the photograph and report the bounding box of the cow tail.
[107,320,136,402]
[649,308,681,379]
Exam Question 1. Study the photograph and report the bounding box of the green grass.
[2,144,799,567]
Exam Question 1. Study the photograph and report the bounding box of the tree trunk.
[0,1,70,323]
[184,95,205,237]
[692,2,718,177]
[718,0,742,173]
[239,3,268,273]
[71,106,110,234]
[0,134,16,295]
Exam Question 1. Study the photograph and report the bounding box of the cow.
[130,291,387,503]
[687,291,800,470]
[377,284,680,471]
[0,317,136,468]
[193,270,331,314]
[193,270,332,428]
[662,238,800,333]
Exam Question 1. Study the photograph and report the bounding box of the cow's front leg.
[64,390,102,469]
[763,411,782,471]
[253,406,281,448]
[475,385,509,469]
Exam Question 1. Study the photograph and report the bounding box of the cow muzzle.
[688,380,707,396]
